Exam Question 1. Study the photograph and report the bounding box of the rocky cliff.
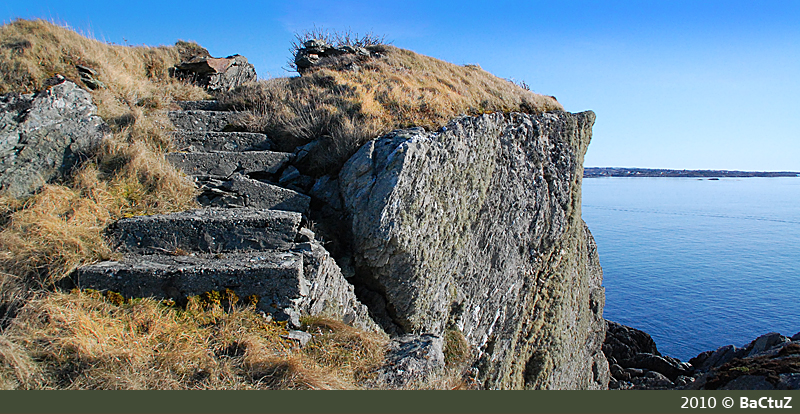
[339,111,607,389]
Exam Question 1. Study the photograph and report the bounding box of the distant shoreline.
[584,167,800,178]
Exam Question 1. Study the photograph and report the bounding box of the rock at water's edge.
[340,111,606,389]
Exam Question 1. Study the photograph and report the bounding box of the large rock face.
[0,79,108,198]
[339,111,607,389]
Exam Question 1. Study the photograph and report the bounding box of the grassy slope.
[0,19,206,285]
[222,45,562,175]
[0,20,559,389]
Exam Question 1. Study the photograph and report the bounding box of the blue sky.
[4,1,799,171]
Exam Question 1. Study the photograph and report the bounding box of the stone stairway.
[165,101,310,213]
[70,101,378,332]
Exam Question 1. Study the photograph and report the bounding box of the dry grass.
[0,20,205,389]
[0,19,204,285]
[0,22,557,389]
[222,44,562,176]
[0,292,387,389]
[301,317,389,385]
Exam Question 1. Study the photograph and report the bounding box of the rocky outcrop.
[603,320,694,389]
[294,39,386,73]
[604,322,800,390]
[339,111,606,389]
[0,78,108,198]
[171,55,256,92]
[688,332,800,390]
[376,334,445,388]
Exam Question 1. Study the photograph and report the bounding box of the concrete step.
[108,207,302,254]
[174,100,225,111]
[197,175,310,213]
[166,151,292,178]
[71,251,306,318]
[171,131,273,152]
[227,175,310,213]
[168,110,240,132]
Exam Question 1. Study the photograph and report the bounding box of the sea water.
[581,177,800,361]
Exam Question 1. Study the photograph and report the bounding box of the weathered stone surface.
[339,111,605,389]
[76,65,105,90]
[746,332,790,357]
[171,131,272,152]
[719,375,775,390]
[172,55,256,92]
[630,371,674,389]
[175,100,224,111]
[284,330,313,347]
[108,208,301,254]
[689,344,744,372]
[296,240,381,333]
[777,373,800,390]
[294,39,380,73]
[618,353,693,381]
[166,151,292,178]
[376,334,445,388]
[309,175,343,211]
[72,235,379,330]
[71,251,305,317]
[168,110,240,132]
[226,174,310,213]
[0,79,108,198]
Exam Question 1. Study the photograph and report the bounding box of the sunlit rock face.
[340,111,608,389]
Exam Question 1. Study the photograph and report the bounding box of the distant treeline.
[584,167,800,178]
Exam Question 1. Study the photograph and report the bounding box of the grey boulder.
[376,334,445,389]
[0,79,108,198]
[339,111,606,389]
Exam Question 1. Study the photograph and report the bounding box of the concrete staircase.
[165,101,310,213]
[70,101,377,332]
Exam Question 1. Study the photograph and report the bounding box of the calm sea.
[582,177,800,361]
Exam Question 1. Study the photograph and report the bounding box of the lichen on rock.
[340,110,607,389]
[0,78,108,198]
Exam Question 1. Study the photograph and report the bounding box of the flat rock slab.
[71,251,306,316]
[227,175,310,213]
[175,100,225,111]
[171,131,273,152]
[166,151,292,178]
[108,208,302,254]
[168,110,240,132]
